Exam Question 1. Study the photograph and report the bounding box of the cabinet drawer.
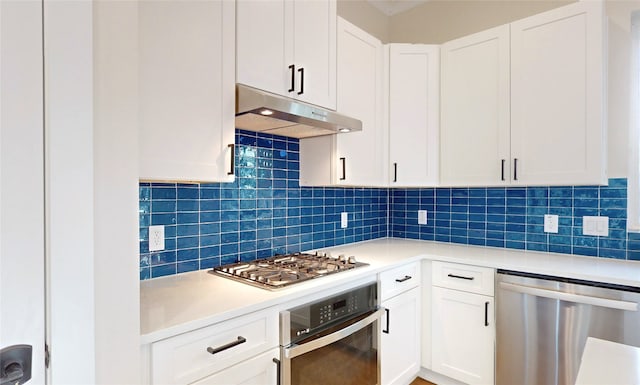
[151,308,278,385]
[380,262,420,301]
[432,261,494,296]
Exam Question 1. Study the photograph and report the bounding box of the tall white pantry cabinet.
[440,1,607,187]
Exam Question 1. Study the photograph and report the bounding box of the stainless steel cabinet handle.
[513,158,518,181]
[393,163,397,183]
[227,143,235,176]
[501,159,506,181]
[499,282,639,311]
[447,273,474,281]
[272,358,281,385]
[395,275,412,283]
[206,336,246,355]
[340,157,346,180]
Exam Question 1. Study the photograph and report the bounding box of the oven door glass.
[282,308,383,385]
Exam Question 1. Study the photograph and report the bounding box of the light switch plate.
[149,225,165,252]
[418,210,427,225]
[341,212,348,229]
[583,216,609,237]
[544,214,558,233]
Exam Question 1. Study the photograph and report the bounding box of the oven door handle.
[283,308,385,360]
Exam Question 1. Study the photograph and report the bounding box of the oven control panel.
[286,282,377,343]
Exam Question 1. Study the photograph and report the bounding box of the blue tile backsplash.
[139,130,639,280]
[139,130,388,279]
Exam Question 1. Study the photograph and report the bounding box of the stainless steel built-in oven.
[278,283,383,385]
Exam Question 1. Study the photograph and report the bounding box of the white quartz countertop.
[140,238,640,344]
[575,337,640,385]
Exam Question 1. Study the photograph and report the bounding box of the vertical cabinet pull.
[484,301,489,326]
[501,159,506,181]
[297,67,304,95]
[227,144,235,176]
[393,163,398,183]
[513,158,518,181]
[273,358,281,385]
[383,308,390,334]
[339,157,346,180]
[288,65,295,92]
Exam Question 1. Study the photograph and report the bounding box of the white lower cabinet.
[379,262,421,385]
[150,308,278,385]
[382,287,421,385]
[431,262,495,385]
[190,348,279,385]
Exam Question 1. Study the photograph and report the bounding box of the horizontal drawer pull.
[395,275,412,283]
[207,336,246,355]
[447,273,474,281]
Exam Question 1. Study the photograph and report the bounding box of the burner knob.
[338,254,348,263]
[348,256,357,264]
[249,273,257,280]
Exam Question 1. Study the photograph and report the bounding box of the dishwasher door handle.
[499,282,639,311]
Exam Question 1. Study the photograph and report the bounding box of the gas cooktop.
[210,252,368,290]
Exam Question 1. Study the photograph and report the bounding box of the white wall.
[337,0,389,42]
[389,0,575,44]
[46,1,140,383]
[93,1,140,383]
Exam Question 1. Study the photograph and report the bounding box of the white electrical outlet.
[341,212,348,229]
[149,225,165,252]
[418,210,427,225]
[583,216,609,237]
[544,214,558,233]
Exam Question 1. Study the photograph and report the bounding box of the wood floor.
[410,377,437,385]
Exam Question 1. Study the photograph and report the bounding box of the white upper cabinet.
[139,0,235,183]
[441,1,606,187]
[300,17,385,187]
[510,1,606,185]
[236,0,337,110]
[440,26,511,187]
[388,44,440,187]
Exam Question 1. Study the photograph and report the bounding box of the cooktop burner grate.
[210,252,368,290]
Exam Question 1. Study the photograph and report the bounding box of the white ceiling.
[367,0,430,16]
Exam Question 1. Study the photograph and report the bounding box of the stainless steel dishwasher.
[496,270,640,385]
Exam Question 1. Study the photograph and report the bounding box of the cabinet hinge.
[45,343,50,369]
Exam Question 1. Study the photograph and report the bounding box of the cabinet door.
[510,1,606,185]
[388,44,440,187]
[299,17,384,187]
[236,0,292,98]
[440,25,510,187]
[139,0,235,182]
[431,286,494,385]
[293,0,336,109]
[191,348,279,385]
[381,288,421,385]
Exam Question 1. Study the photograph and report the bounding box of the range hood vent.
[235,84,362,139]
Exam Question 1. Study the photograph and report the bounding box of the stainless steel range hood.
[235,84,362,139]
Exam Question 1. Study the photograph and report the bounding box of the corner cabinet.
[387,44,440,187]
[431,262,495,385]
[380,262,421,385]
[300,17,385,187]
[236,0,336,110]
[138,0,235,183]
[440,1,606,187]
